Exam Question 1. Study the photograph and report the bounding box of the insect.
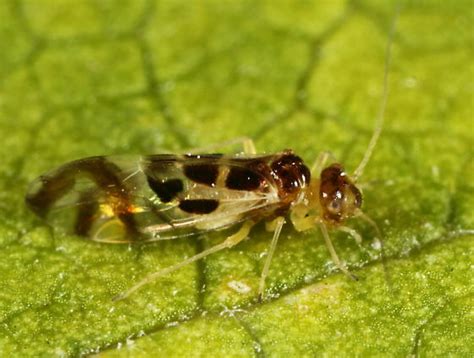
[25,12,398,302]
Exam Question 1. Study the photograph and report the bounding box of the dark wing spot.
[147,177,183,203]
[74,191,99,236]
[226,167,262,191]
[184,164,219,186]
[25,175,75,218]
[179,199,219,214]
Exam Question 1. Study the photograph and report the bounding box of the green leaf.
[0,0,472,356]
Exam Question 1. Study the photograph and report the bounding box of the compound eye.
[328,196,342,213]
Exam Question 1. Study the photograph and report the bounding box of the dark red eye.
[330,198,342,212]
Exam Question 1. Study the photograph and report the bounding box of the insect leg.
[356,209,392,288]
[319,222,358,280]
[290,207,318,232]
[242,137,257,155]
[185,136,257,155]
[113,220,255,301]
[258,217,285,301]
[310,151,337,174]
[337,226,363,245]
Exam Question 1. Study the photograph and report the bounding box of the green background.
[0,0,472,356]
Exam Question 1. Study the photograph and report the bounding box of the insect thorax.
[269,151,311,214]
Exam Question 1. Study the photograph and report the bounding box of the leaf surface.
[0,0,472,356]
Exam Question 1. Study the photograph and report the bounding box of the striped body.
[25,151,310,242]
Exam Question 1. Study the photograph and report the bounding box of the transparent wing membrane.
[26,154,283,243]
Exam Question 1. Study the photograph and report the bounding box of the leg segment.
[356,209,392,288]
[319,222,358,280]
[310,151,337,175]
[259,217,285,301]
[338,225,363,245]
[113,220,255,301]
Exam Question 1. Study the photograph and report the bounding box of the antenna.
[353,5,400,181]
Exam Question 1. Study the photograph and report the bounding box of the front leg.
[113,220,255,301]
[290,204,318,232]
[310,151,337,175]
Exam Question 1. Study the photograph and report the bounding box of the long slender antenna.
[353,5,400,181]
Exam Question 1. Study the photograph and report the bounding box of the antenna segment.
[353,6,400,181]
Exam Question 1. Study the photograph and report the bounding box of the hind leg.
[113,220,255,301]
[258,217,286,301]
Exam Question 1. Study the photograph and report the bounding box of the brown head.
[319,164,362,224]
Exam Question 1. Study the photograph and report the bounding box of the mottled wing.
[25,154,282,243]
